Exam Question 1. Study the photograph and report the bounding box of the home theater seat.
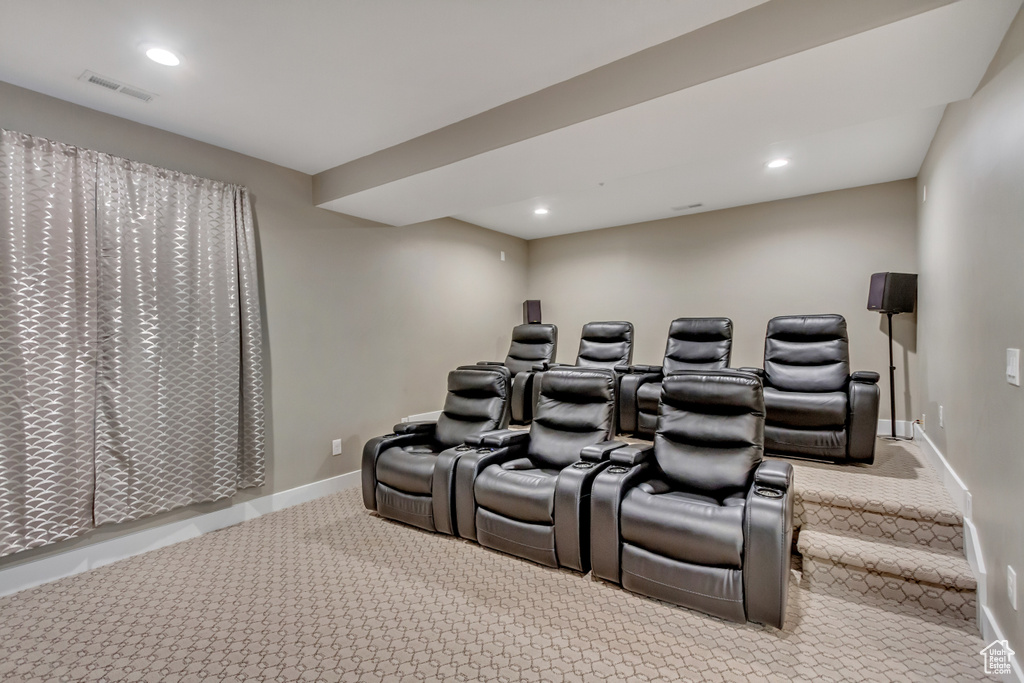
[618,317,733,439]
[478,323,557,424]
[528,320,634,426]
[591,371,794,628]
[453,367,617,571]
[361,364,511,533]
[742,314,880,464]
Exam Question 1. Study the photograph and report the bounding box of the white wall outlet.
[1009,565,1018,611]
[500,250,506,262]
[1007,348,1020,386]
[331,439,342,456]
[923,184,927,202]
[939,405,944,428]
[963,491,972,520]
[920,414,926,432]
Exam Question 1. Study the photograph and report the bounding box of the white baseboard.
[913,424,969,513]
[0,469,361,598]
[914,424,1022,683]
[876,418,914,438]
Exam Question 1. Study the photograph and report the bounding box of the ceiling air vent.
[79,71,156,103]
[671,203,704,211]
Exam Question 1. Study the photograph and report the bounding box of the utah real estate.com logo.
[980,639,1014,676]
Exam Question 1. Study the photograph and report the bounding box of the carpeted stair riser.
[796,499,964,553]
[796,527,977,629]
[800,556,977,627]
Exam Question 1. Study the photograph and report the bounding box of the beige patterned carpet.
[0,477,989,682]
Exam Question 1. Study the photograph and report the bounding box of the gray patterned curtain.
[0,129,265,554]
[0,130,98,557]
[92,157,265,525]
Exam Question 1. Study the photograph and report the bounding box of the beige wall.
[528,180,919,421]
[917,6,1024,651]
[0,81,528,569]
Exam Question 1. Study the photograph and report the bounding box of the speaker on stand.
[523,300,542,324]
[867,272,917,441]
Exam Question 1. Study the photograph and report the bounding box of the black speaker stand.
[883,312,912,442]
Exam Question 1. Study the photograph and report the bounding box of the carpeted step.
[796,498,964,552]
[797,527,977,628]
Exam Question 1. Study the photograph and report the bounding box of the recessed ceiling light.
[534,208,549,215]
[145,47,181,66]
[766,158,789,169]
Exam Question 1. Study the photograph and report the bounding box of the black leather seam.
[480,528,554,552]
[622,569,742,602]
[380,506,433,518]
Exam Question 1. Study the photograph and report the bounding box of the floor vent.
[79,71,156,103]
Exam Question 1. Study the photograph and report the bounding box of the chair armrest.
[744,460,794,628]
[476,360,506,367]
[361,431,431,511]
[580,440,628,462]
[610,444,654,466]
[851,371,880,384]
[393,421,436,435]
[432,443,481,536]
[626,364,663,375]
[754,460,793,492]
[738,367,765,378]
[590,460,653,584]
[469,429,531,448]
[848,375,880,463]
[532,361,573,371]
[555,459,613,572]
[454,442,528,540]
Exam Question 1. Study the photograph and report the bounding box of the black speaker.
[867,272,917,314]
[523,300,542,324]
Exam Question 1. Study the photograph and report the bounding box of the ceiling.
[1,0,1020,240]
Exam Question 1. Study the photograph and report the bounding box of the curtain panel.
[0,129,265,556]
[93,157,265,525]
[0,130,98,557]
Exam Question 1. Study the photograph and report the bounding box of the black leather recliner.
[742,315,880,464]
[618,317,733,439]
[452,368,618,571]
[529,321,633,423]
[591,371,794,628]
[362,365,511,533]
[478,323,557,424]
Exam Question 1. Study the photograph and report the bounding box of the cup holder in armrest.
[455,445,474,452]
[476,447,495,454]
[607,466,629,475]
[571,461,595,470]
[754,486,784,499]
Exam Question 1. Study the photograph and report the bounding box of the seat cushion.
[620,481,746,568]
[475,459,559,524]
[764,387,847,428]
[636,381,662,414]
[375,444,440,495]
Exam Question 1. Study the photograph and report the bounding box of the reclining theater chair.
[362,365,511,533]
[591,371,794,628]
[453,368,617,571]
[619,317,733,439]
[528,321,634,420]
[744,314,880,464]
[478,323,557,424]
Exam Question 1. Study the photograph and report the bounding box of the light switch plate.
[332,439,342,456]
[939,405,944,428]
[1008,348,1020,386]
